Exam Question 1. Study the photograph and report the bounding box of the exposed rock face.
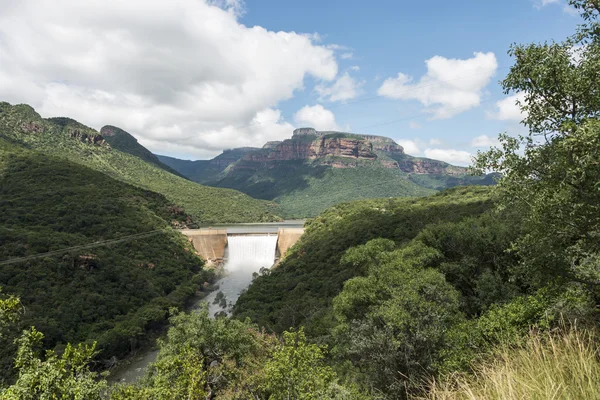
[398,159,465,175]
[20,121,44,134]
[263,141,282,149]
[68,128,110,148]
[242,128,396,165]
[292,127,318,137]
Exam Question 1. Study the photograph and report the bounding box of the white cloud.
[377,52,498,119]
[408,121,422,130]
[340,52,354,59]
[294,105,340,130]
[429,138,442,145]
[396,139,420,155]
[489,92,526,121]
[471,135,500,148]
[563,5,579,15]
[424,148,473,166]
[534,0,559,8]
[0,0,338,158]
[315,72,364,102]
[349,66,360,71]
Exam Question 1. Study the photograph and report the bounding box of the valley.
[1,1,600,399]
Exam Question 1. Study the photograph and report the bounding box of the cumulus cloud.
[341,52,354,59]
[377,52,498,119]
[424,149,473,166]
[315,72,364,102]
[396,139,420,155]
[294,105,340,130]
[0,0,339,158]
[471,135,500,148]
[489,92,526,121]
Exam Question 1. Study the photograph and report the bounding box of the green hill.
[233,186,497,333]
[100,125,183,177]
[157,147,259,184]
[0,102,280,224]
[159,128,495,218]
[0,136,214,378]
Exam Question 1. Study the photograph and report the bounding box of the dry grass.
[420,329,600,400]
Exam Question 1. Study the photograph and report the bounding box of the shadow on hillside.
[212,161,330,200]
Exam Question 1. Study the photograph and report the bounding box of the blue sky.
[0,0,581,164]
[238,0,579,163]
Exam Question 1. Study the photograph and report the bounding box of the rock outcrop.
[240,128,402,165]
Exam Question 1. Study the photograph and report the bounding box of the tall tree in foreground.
[475,0,600,289]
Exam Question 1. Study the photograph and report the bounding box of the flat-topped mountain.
[159,127,496,217]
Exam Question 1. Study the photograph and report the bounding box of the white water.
[111,233,279,383]
[202,234,278,316]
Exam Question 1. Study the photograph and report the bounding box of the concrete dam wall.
[181,227,304,267]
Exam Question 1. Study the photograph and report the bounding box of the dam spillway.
[227,235,278,271]
[180,224,304,267]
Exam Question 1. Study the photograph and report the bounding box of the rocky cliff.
[239,128,402,165]
[233,127,466,176]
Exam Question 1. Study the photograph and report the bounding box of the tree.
[260,329,336,400]
[0,288,21,338]
[332,241,464,398]
[1,329,106,399]
[475,1,600,288]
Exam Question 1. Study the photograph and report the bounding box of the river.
[108,220,304,384]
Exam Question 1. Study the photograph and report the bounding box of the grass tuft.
[421,329,600,400]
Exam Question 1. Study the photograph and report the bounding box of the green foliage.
[261,329,335,400]
[1,328,106,400]
[100,125,183,177]
[234,186,494,334]
[475,0,600,287]
[110,308,364,399]
[332,242,464,397]
[0,102,280,223]
[215,159,438,218]
[0,137,212,377]
[0,289,21,336]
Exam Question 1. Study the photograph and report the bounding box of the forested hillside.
[233,186,498,333]
[0,103,280,223]
[2,1,600,398]
[0,136,215,381]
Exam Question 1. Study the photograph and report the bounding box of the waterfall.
[226,234,278,271]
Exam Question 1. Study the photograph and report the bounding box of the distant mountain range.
[158,127,496,217]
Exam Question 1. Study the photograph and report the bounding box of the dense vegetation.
[160,138,493,218]
[157,147,259,184]
[100,125,183,177]
[0,137,214,381]
[234,186,496,334]
[2,1,600,398]
[0,104,280,223]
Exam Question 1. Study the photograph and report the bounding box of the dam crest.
[180,227,304,267]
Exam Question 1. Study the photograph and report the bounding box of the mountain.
[0,135,213,375]
[100,125,183,177]
[0,102,280,223]
[157,147,259,184]
[159,127,496,217]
